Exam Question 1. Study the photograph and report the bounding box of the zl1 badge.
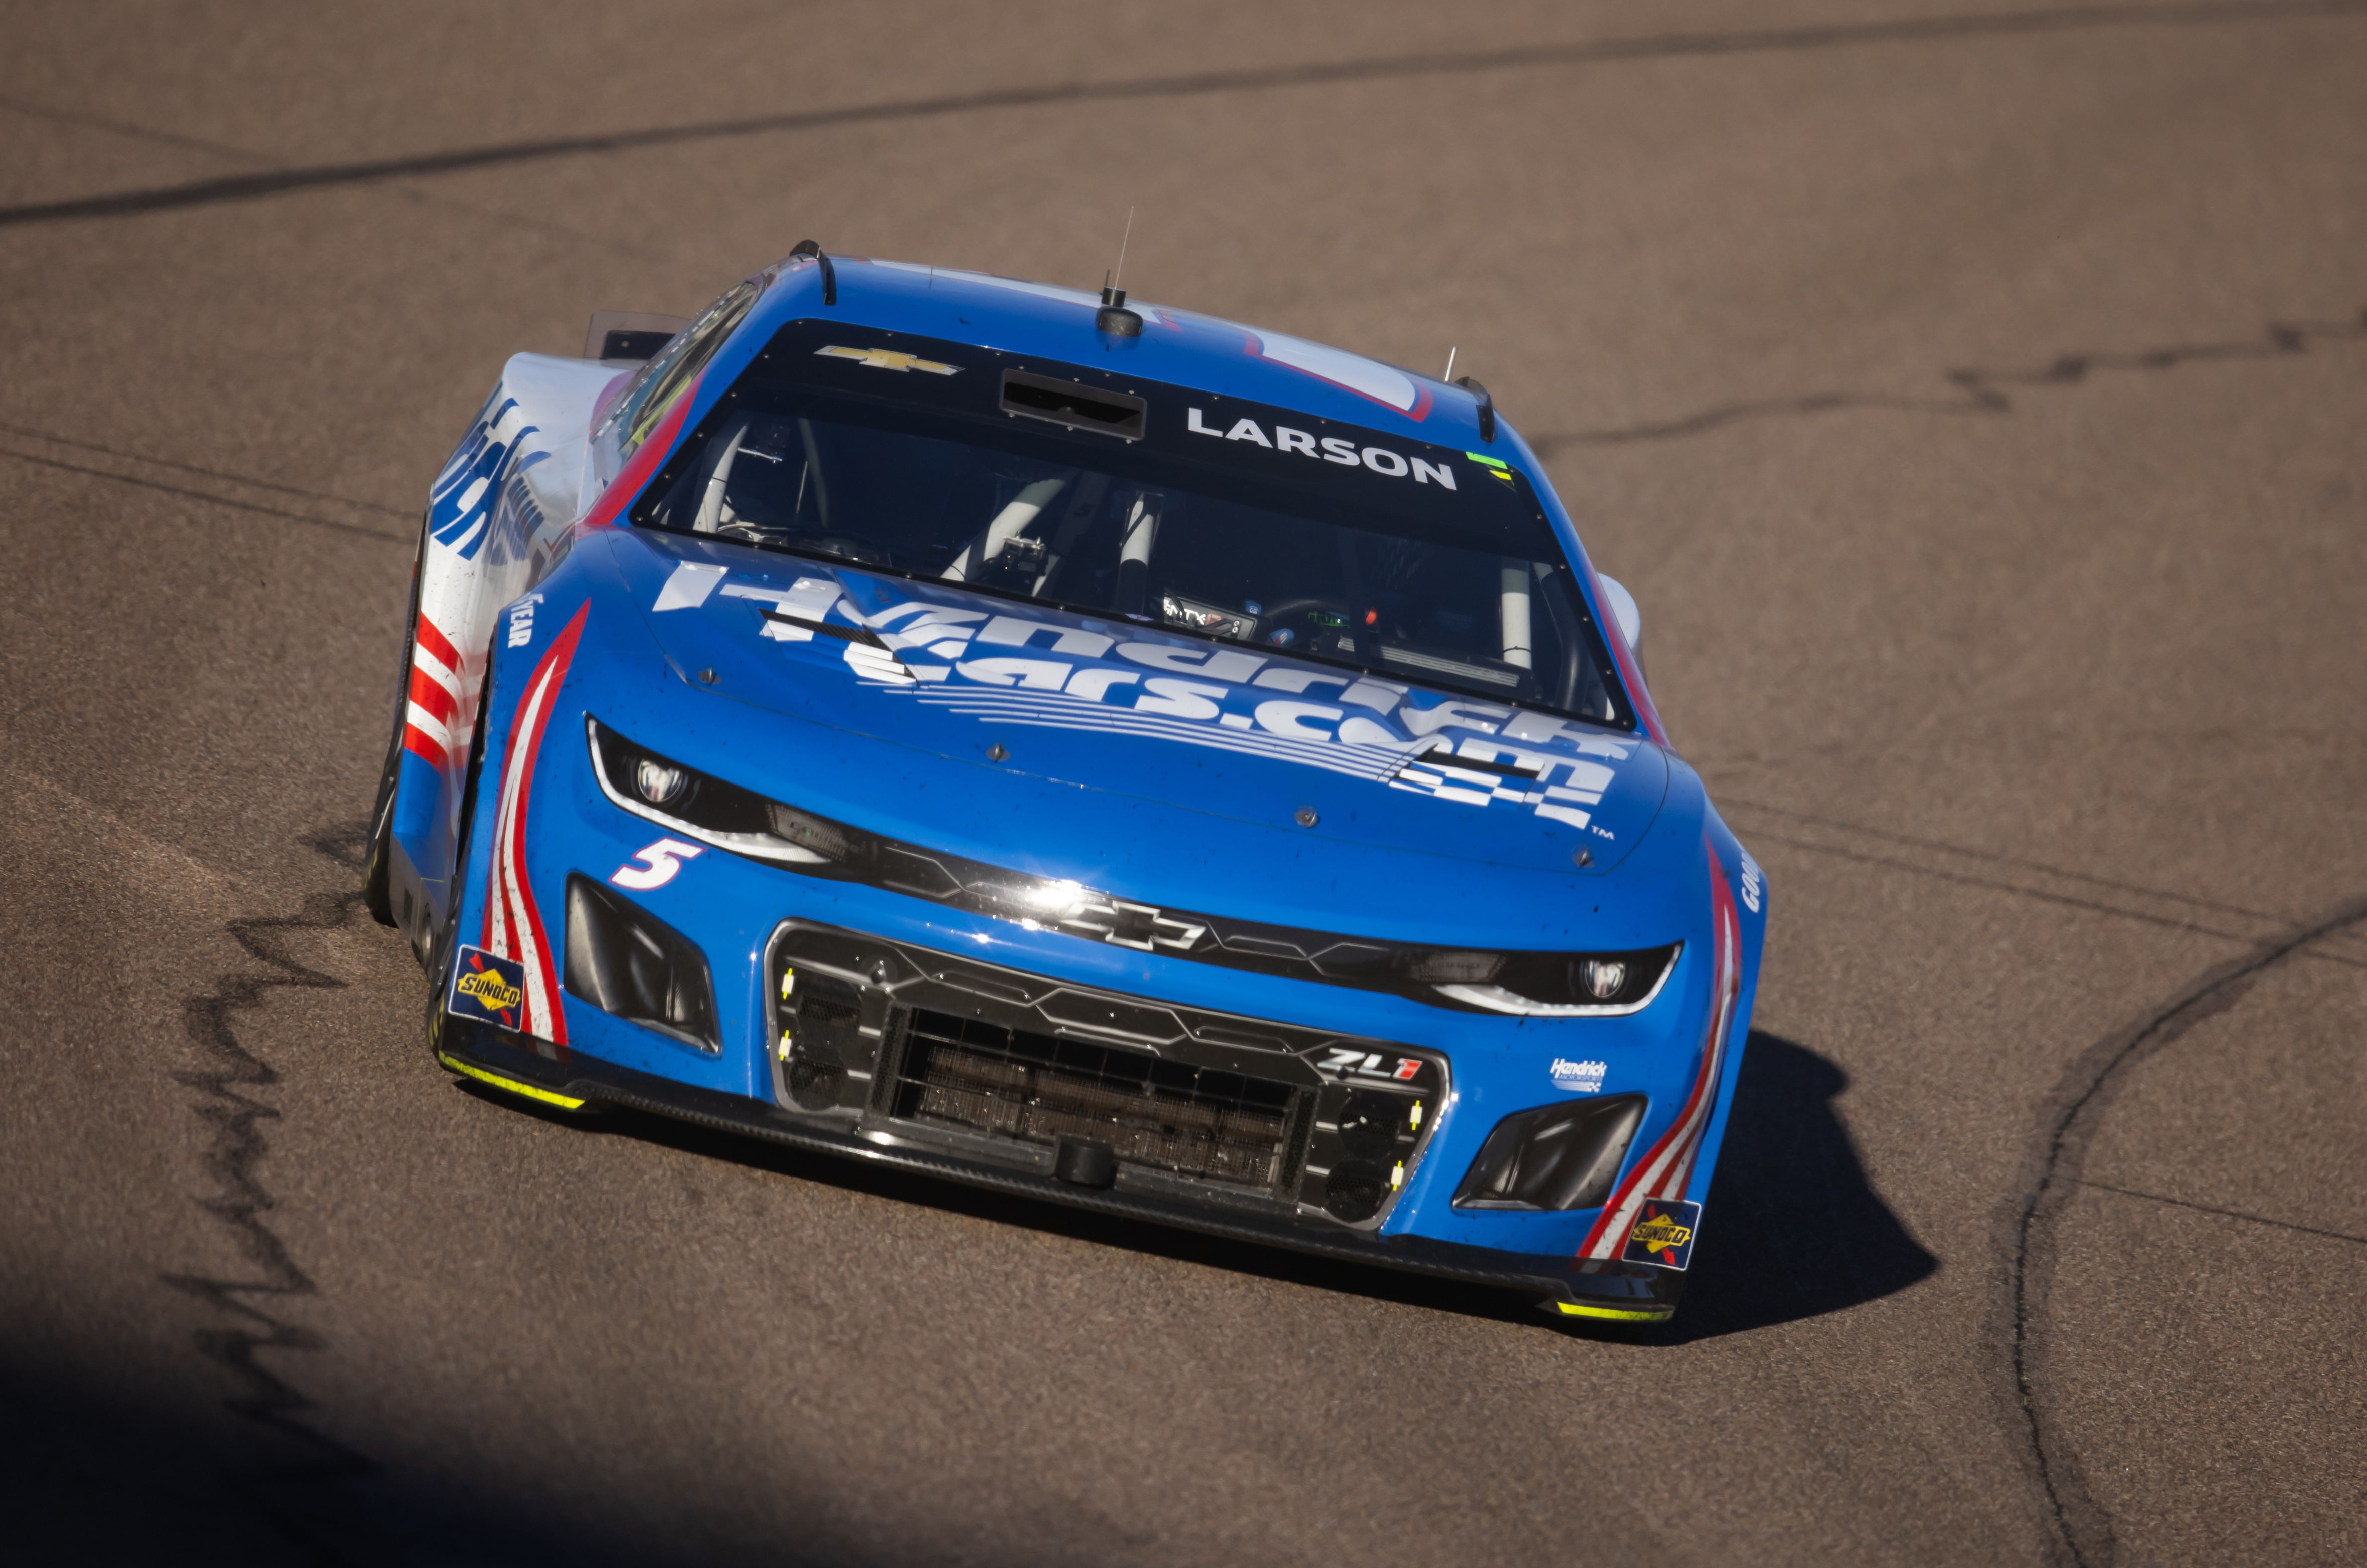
[1621,1199,1702,1270]
[450,945,527,1032]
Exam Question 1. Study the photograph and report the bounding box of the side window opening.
[595,279,762,476]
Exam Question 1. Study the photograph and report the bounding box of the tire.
[363,510,432,926]
[436,662,499,954]
[427,662,499,1053]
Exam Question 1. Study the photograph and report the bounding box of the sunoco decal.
[1620,1199,1701,1271]
[450,945,527,1031]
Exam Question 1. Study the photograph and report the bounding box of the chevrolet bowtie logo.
[815,345,961,375]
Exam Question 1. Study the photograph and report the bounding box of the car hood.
[598,528,1671,877]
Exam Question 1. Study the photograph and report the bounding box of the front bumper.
[431,1013,1682,1322]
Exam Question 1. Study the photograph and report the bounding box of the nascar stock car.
[364,242,1767,1323]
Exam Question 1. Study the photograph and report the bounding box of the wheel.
[363,510,431,927]
[422,661,498,969]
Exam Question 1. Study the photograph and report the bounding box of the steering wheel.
[1252,596,1365,649]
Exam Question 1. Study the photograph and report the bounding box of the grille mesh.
[894,1008,1299,1187]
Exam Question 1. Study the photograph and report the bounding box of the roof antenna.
[1097,207,1143,337]
[1442,346,1457,381]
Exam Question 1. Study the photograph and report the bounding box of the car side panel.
[390,352,620,940]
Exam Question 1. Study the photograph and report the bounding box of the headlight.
[589,718,850,867]
[634,757,691,806]
[1411,945,1678,1017]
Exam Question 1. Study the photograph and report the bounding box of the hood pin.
[1575,849,1594,868]
[697,667,718,685]
[1295,807,1319,828]
[987,743,1008,762]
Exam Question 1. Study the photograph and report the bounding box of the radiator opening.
[891,1007,1300,1188]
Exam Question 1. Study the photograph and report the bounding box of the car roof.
[735,253,1503,454]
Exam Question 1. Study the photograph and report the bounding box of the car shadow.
[1655,1029,1939,1343]
[486,1026,1934,1341]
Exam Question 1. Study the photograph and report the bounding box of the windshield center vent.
[1001,369,1146,440]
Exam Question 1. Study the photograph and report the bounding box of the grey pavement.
[1,4,2361,1563]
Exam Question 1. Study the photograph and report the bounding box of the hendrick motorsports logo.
[1549,1057,1607,1092]
[1621,1199,1702,1271]
[450,945,526,1030]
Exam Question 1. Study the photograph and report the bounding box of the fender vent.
[1454,1094,1647,1211]
[562,875,720,1052]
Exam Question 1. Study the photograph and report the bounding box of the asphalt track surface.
[2,4,2361,1563]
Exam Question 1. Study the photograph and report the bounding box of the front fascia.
[451,579,1755,1270]
[543,766,1737,1259]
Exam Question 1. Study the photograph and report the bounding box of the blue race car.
[365,244,1767,1323]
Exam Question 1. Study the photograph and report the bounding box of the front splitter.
[431,1016,1683,1322]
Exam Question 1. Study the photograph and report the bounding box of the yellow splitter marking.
[1554,1302,1673,1322]
[438,1051,587,1112]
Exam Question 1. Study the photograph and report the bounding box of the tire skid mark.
[0,420,412,517]
[1742,826,2273,943]
[164,823,378,1561]
[1538,309,2367,449]
[1719,796,2287,927]
[1,1,2360,227]
[2008,894,2367,1566]
[2076,1180,2367,1247]
[0,445,409,544]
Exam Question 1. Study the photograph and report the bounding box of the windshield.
[630,321,1631,728]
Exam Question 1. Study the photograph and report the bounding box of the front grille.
[766,919,1445,1228]
[892,1007,1302,1188]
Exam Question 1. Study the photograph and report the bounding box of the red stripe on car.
[479,604,590,1053]
[401,722,449,770]
[413,611,462,675]
[1576,841,1741,1261]
[407,665,458,726]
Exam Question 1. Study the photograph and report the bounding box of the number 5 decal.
[611,837,704,890]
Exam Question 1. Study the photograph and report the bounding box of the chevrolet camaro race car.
[365,244,1767,1323]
